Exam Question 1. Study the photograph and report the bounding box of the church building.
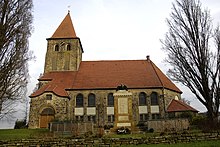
[28,13,196,129]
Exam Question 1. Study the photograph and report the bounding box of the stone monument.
[112,84,136,133]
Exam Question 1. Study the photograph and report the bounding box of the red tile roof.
[30,60,182,98]
[167,99,198,112]
[50,13,77,38]
[30,71,77,98]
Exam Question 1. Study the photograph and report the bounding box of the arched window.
[107,93,114,106]
[139,92,147,105]
[151,92,159,105]
[66,44,71,51]
[88,93,96,107]
[54,44,59,51]
[76,94,83,107]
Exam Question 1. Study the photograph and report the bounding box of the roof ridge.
[148,61,164,87]
[82,59,147,62]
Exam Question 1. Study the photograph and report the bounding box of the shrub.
[104,125,113,130]
[191,115,220,132]
[148,128,154,133]
[137,122,148,132]
[178,112,193,120]
[14,119,27,129]
[190,115,206,126]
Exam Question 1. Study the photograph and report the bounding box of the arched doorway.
[40,107,55,128]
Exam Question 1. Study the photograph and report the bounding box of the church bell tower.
[44,12,83,73]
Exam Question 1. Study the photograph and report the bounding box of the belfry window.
[151,92,159,105]
[66,44,71,51]
[139,92,147,105]
[55,44,59,51]
[88,93,96,107]
[76,94,84,107]
[107,93,114,106]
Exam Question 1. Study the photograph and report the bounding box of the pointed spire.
[51,13,77,38]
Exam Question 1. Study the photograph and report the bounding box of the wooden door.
[40,107,55,128]
[40,115,54,128]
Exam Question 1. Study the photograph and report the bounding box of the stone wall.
[1,132,220,146]
[29,88,181,129]
[148,118,189,132]
[29,93,69,128]
[50,122,94,136]
[45,38,82,73]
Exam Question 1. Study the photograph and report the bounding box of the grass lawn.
[121,140,220,147]
[1,129,220,147]
[0,129,51,140]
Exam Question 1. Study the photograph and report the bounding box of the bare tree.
[161,0,220,121]
[0,0,33,119]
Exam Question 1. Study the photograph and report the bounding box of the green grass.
[1,129,220,147]
[121,140,220,147]
[0,129,51,140]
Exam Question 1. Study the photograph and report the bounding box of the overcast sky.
[28,0,220,115]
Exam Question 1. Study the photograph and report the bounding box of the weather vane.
[68,5,71,13]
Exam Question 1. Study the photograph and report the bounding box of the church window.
[139,92,147,105]
[66,44,71,51]
[152,113,160,120]
[139,114,148,122]
[76,94,83,107]
[107,93,114,106]
[75,115,84,122]
[54,44,59,51]
[88,93,96,107]
[88,115,96,123]
[46,94,52,100]
[151,92,159,105]
[108,115,115,122]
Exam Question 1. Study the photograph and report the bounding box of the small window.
[152,114,160,120]
[55,44,59,51]
[76,94,84,107]
[139,114,148,122]
[107,93,114,106]
[88,115,96,123]
[151,92,159,105]
[46,94,52,100]
[107,115,115,122]
[75,115,84,122]
[88,93,96,107]
[66,44,71,51]
[139,92,147,105]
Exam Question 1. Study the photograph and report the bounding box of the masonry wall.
[29,88,181,129]
[1,133,220,146]
[44,38,82,73]
[29,93,69,128]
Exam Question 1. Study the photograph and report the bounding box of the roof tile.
[51,13,77,38]
[30,60,182,97]
[167,99,198,112]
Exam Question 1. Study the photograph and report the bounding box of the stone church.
[28,13,197,129]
